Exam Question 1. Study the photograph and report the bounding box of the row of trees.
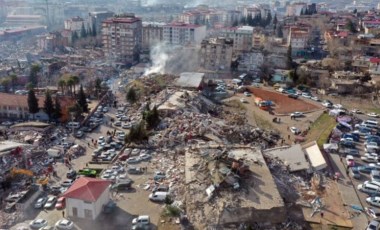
[236,12,275,28]
[58,75,80,95]
[27,89,62,121]
[71,21,98,45]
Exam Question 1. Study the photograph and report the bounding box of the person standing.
[62,210,65,217]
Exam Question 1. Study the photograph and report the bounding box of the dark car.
[288,94,298,99]
[340,141,356,149]
[356,165,374,174]
[127,166,143,175]
[66,170,77,179]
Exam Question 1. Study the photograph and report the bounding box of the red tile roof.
[0,93,75,109]
[62,177,111,202]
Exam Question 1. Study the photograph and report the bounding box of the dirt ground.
[247,87,320,114]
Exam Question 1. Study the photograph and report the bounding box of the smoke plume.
[144,43,200,75]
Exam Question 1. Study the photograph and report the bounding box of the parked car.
[44,196,57,209]
[29,219,48,229]
[351,109,363,114]
[341,148,360,156]
[61,179,74,187]
[74,131,84,138]
[290,112,303,117]
[132,215,150,226]
[127,166,143,174]
[366,220,380,230]
[361,154,379,163]
[349,167,360,179]
[154,171,166,181]
[368,113,380,118]
[290,127,301,135]
[55,219,74,230]
[140,153,151,161]
[111,181,132,191]
[357,165,375,174]
[55,197,65,210]
[66,170,77,179]
[114,121,122,126]
[127,157,141,164]
[149,191,169,202]
[240,98,248,103]
[311,96,320,101]
[301,93,311,98]
[244,92,252,97]
[346,155,355,166]
[122,123,131,129]
[34,196,48,209]
[358,183,380,194]
[288,94,298,99]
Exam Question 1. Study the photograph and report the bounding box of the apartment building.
[286,3,307,16]
[64,16,86,35]
[102,14,142,65]
[142,22,164,50]
[220,26,254,53]
[288,27,309,51]
[200,37,234,71]
[162,23,206,46]
[89,11,114,34]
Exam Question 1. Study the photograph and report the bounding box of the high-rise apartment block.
[200,37,234,71]
[162,23,206,46]
[102,13,142,64]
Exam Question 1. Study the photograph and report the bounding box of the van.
[358,183,380,195]
[111,182,132,191]
[372,170,380,182]
[364,120,378,128]
[66,122,80,129]
[149,191,169,202]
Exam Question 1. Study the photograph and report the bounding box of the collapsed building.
[185,146,286,229]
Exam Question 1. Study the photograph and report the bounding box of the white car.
[301,93,311,98]
[55,219,74,230]
[29,219,48,229]
[368,113,380,118]
[290,127,301,135]
[321,102,332,108]
[311,96,319,101]
[44,196,57,209]
[240,98,248,103]
[333,104,343,109]
[290,112,303,117]
[361,154,378,163]
[119,116,128,121]
[114,121,122,126]
[351,109,362,114]
[61,180,73,187]
[132,215,150,226]
[244,92,252,97]
[122,123,131,129]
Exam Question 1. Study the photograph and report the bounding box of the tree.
[240,16,246,25]
[95,77,102,97]
[232,20,238,27]
[26,82,34,90]
[71,31,79,44]
[70,75,80,95]
[29,64,41,87]
[273,14,278,26]
[53,96,62,121]
[58,79,66,95]
[80,22,87,38]
[66,77,75,96]
[27,89,39,119]
[287,45,293,68]
[289,69,299,84]
[68,103,83,120]
[92,20,97,37]
[346,19,357,33]
[125,120,148,143]
[127,87,138,104]
[44,90,54,120]
[143,104,160,129]
[0,78,10,93]
[77,85,88,113]
[247,14,253,26]
[265,12,272,27]
[9,74,17,93]
[276,24,283,38]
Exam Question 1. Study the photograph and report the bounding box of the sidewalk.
[329,153,369,230]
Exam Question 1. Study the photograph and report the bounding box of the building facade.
[142,22,164,50]
[64,16,86,35]
[200,37,234,71]
[88,11,114,34]
[238,50,264,72]
[162,23,206,46]
[63,177,111,220]
[220,26,254,53]
[102,14,142,65]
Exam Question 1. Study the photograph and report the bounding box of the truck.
[254,97,270,111]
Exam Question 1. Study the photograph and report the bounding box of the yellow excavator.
[10,168,49,185]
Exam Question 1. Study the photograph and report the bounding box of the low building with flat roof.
[264,144,310,172]
[175,72,205,89]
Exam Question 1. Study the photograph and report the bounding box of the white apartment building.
[64,16,86,35]
[162,23,206,46]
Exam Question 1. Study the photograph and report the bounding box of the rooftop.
[165,23,204,29]
[0,141,30,155]
[62,177,111,202]
[264,145,310,172]
[175,72,205,89]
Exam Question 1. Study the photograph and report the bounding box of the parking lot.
[9,93,170,230]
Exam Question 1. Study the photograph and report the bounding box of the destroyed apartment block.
[184,146,286,229]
